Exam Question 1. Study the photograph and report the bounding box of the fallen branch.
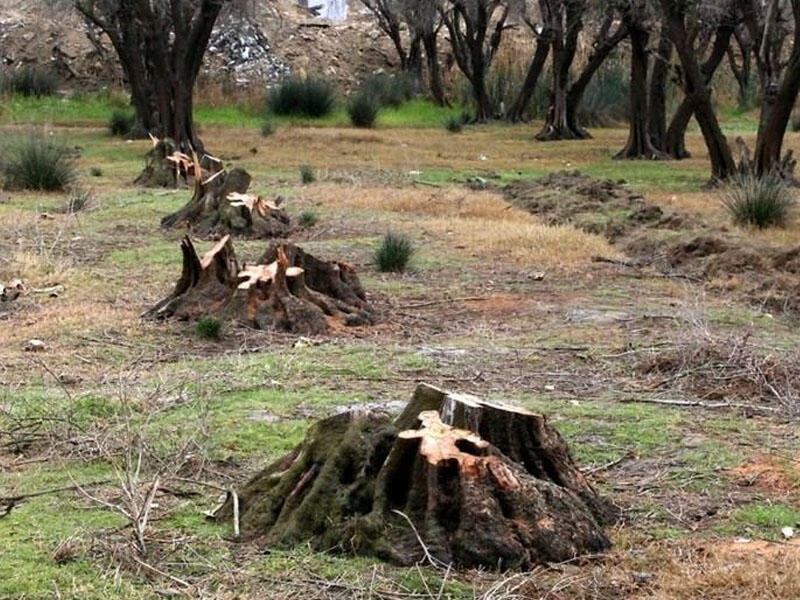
[620,396,778,413]
[401,296,485,309]
[0,479,112,518]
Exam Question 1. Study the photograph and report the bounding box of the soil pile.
[506,171,800,315]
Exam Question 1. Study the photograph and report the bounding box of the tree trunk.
[615,22,665,159]
[508,29,551,123]
[661,2,736,180]
[664,24,734,160]
[422,31,447,106]
[648,27,672,151]
[565,17,629,138]
[536,1,583,140]
[144,238,373,333]
[217,383,614,569]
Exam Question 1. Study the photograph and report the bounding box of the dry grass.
[642,540,800,600]
[312,183,616,266]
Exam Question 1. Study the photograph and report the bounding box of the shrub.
[196,316,223,340]
[298,210,318,226]
[1,135,76,191]
[362,73,416,107]
[374,232,414,273]
[0,65,60,97]
[444,115,464,133]
[299,164,316,184]
[347,93,379,128]
[63,187,92,213]
[109,110,135,137]
[268,77,335,118]
[720,172,795,229]
[261,121,277,136]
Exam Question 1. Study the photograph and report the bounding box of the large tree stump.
[160,164,292,238]
[134,136,181,188]
[217,384,614,569]
[143,237,373,333]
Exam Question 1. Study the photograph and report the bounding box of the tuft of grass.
[63,187,92,213]
[298,210,319,226]
[196,316,223,340]
[720,171,795,228]
[1,134,77,191]
[299,164,316,184]
[261,121,277,137]
[347,93,379,128]
[0,65,60,97]
[88,166,102,177]
[374,232,414,273]
[268,77,335,118]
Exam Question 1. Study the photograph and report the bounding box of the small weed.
[374,232,414,273]
[89,166,102,177]
[1,134,77,191]
[298,210,318,226]
[347,93,379,128]
[299,164,316,184]
[261,121,277,136]
[196,316,223,340]
[720,171,795,228]
[268,77,335,118]
[0,65,60,97]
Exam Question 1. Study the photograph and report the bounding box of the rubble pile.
[206,18,291,87]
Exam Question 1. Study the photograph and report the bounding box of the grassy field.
[1,93,799,599]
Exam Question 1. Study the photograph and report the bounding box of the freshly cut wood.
[160,165,292,238]
[143,237,373,334]
[217,383,614,569]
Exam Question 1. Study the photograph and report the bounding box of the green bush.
[0,65,60,97]
[374,232,414,273]
[268,77,335,118]
[720,172,795,228]
[196,316,223,340]
[362,73,416,107]
[1,135,76,191]
[299,164,316,184]
[298,210,318,226]
[109,110,135,137]
[347,93,379,128]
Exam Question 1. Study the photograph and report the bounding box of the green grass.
[724,502,800,540]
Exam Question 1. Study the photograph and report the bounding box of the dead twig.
[0,479,112,518]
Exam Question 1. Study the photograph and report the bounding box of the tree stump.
[143,237,373,334]
[217,383,614,569]
[134,136,181,188]
[160,165,292,238]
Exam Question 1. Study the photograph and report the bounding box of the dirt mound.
[506,171,800,316]
[504,171,681,241]
[0,0,394,91]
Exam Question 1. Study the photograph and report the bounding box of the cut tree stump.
[160,164,292,238]
[143,236,373,334]
[216,383,615,569]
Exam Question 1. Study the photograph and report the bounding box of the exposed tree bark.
[565,14,629,137]
[615,18,666,159]
[160,165,292,238]
[661,1,736,180]
[664,24,734,160]
[144,238,373,333]
[75,0,226,155]
[536,0,585,140]
[217,383,614,569]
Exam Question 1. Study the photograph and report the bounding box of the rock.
[23,339,45,352]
